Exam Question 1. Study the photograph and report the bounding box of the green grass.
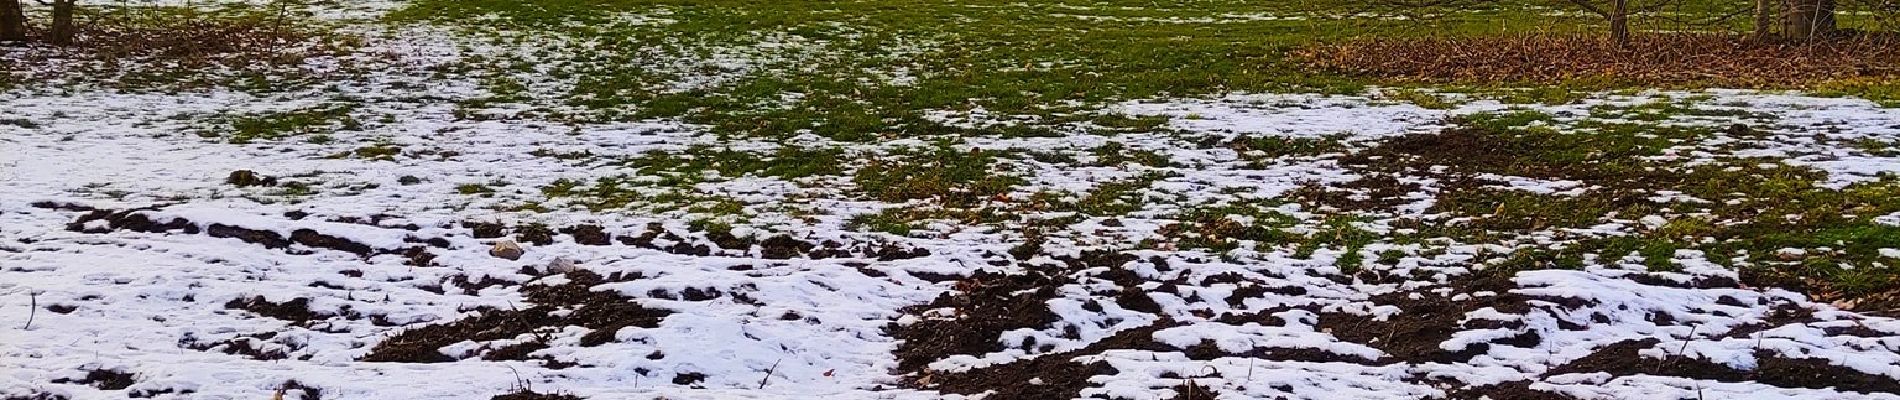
[1148,203,1300,252]
[1229,134,1348,165]
[616,146,846,182]
[386,0,1605,140]
[135,0,1900,306]
[853,144,1025,204]
[205,104,362,144]
[378,0,1900,152]
[1090,142,1176,168]
[1350,111,1900,300]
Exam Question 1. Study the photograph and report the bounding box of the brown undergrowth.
[0,13,353,87]
[1296,33,1900,88]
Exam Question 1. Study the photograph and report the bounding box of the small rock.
[397,176,423,186]
[545,257,580,274]
[490,240,524,260]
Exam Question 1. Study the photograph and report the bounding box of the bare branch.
[1564,0,1614,18]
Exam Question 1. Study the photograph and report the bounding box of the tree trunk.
[1783,0,1838,39]
[1610,0,1631,47]
[1753,0,1774,39]
[49,0,73,45]
[0,0,26,43]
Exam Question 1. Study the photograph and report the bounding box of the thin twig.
[758,358,783,389]
[23,292,37,330]
[506,364,529,392]
[1677,324,1699,356]
[1245,338,1257,382]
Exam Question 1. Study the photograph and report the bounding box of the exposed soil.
[360,270,670,362]
[181,331,299,360]
[465,221,507,239]
[226,170,279,187]
[50,369,136,390]
[491,389,582,400]
[560,224,611,245]
[759,235,814,259]
[1174,338,1382,365]
[672,372,707,386]
[890,267,1069,372]
[279,380,324,400]
[65,209,440,266]
[1170,383,1221,400]
[1,393,70,400]
[127,388,195,398]
[1550,339,1900,394]
[1438,380,1580,400]
[888,253,1219,398]
[1341,126,1630,182]
[460,220,926,262]
[924,322,1177,399]
[1288,174,1422,212]
[515,224,556,246]
[1318,275,1536,364]
[879,244,1900,398]
[224,296,359,325]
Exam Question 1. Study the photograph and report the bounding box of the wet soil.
[50,369,135,390]
[360,270,670,362]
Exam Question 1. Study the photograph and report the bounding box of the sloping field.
[4,1,1900,399]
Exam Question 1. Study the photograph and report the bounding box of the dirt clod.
[51,369,135,390]
[227,170,278,187]
[362,270,670,362]
[491,389,582,400]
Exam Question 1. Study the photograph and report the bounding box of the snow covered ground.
[5,1,1900,400]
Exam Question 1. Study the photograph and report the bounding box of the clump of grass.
[1377,88,1461,110]
[1228,134,1347,165]
[1070,174,1164,216]
[616,146,845,185]
[207,104,361,144]
[853,145,1025,205]
[1587,100,1776,122]
[384,0,1564,138]
[331,142,403,160]
[1090,142,1176,168]
[1148,203,1300,252]
[848,209,918,236]
[1358,111,1900,306]
[1490,86,1592,105]
[457,183,498,195]
[1853,138,1900,156]
[539,176,646,210]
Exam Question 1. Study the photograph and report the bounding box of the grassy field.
[5,1,1900,399]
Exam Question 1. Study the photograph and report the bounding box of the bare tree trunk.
[1783,0,1838,39]
[1610,0,1631,47]
[1754,0,1775,39]
[49,0,73,45]
[0,0,26,43]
